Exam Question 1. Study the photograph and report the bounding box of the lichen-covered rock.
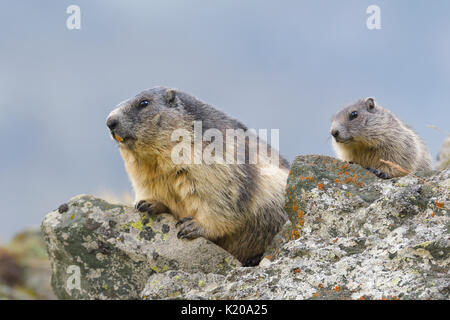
[142,156,449,300]
[437,136,450,170]
[42,156,449,300]
[41,195,240,299]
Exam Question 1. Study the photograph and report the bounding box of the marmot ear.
[365,97,376,111]
[165,89,177,105]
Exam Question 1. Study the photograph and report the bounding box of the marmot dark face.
[106,87,183,153]
[330,97,380,146]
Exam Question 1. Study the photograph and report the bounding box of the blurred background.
[1,0,449,243]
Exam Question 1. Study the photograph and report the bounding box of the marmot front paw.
[176,217,206,240]
[366,167,391,179]
[134,200,169,215]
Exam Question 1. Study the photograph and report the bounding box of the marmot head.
[106,86,190,155]
[330,97,385,146]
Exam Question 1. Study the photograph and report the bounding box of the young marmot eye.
[349,111,358,120]
[139,100,150,108]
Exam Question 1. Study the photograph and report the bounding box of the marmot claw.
[135,200,152,212]
[367,167,391,179]
[176,218,205,240]
[135,200,169,215]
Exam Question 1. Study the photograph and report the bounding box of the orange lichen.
[300,176,304,181]
[297,210,305,226]
[381,295,400,300]
[291,229,300,239]
[341,165,348,170]
[357,296,366,300]
[318,283,323,288]
[344,177,354,183]
[335,178,340,184]
[305,176,313,182]
[313,292,319,297]
[318,183,323,190]
[333,286,340,292]
[436,201,444,209]
[332,238,338,244]
[431,212,436,217]
[293,268,300,273]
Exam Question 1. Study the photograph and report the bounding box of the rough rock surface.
[41,195,240,299]
[42,155,449,300]
[437,136,450,171]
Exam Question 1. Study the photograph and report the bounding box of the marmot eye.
[349,111,358,120]
[139,100,150,108]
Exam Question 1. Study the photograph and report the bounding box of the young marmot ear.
[165,89,177,105]
[365,97,376,111]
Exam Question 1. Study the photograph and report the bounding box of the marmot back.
[106,87,289,266]
[330,98,432,178]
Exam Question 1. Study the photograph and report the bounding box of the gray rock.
[41,195,240,299]
[437,136,450,170]
[42,156,450,300]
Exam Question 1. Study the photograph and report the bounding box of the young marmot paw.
[367,168,391,179]
[176,217,206,240]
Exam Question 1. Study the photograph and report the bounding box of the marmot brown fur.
[106,87,289,266]
[330,97,432,178]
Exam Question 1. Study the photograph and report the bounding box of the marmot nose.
[331,129,339,138]
[106,117,118,131]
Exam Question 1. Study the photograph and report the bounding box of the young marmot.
[330,97,432,178]
[106,87,289,266]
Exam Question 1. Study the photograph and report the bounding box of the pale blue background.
[1,0,449,241]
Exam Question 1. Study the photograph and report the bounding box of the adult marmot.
[106,87,289,266]
[330,97,432,178]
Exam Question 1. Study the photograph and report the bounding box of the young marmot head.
[106,87,189,156]
[330,97,387,147]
